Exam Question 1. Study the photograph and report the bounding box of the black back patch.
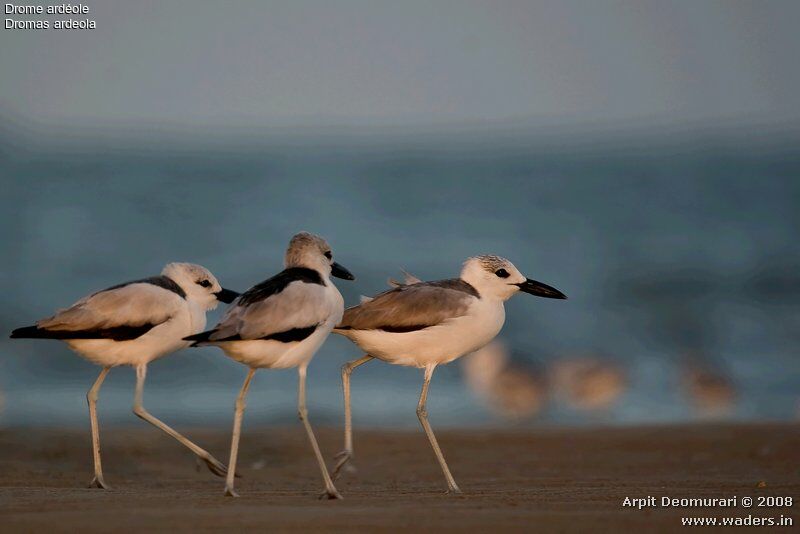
[263,324,318,342]
[376,324,431,333]
[104,275,186,299]
[187,324,319,344]
[237,267,324,306]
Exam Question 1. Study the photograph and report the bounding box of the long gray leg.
[224,367,256,497]
[297,364,341,499]
[132,363,228,477]
[332,354,373,481]
[87,367,111,489]
[417,364,462,494]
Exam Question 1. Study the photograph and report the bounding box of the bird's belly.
[217,323,334,370]
[65,313,196,367]
[346,303,505,368]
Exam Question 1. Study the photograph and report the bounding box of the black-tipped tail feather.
[183,329,217,347]
[10,325,46,339]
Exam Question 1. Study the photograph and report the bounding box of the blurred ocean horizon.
[1,122,799,428]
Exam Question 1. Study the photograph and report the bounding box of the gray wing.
[37,283,183,333]
[208,281,330,340]
[338,281,475,332]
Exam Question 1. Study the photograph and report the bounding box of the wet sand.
[1,424,798,532]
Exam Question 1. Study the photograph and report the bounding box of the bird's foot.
[201,455,238,478]
[318,486,343,500]
[331,450,355,481]
[88,475,110,490]
[446,484,463,495]
[224,485,239,498]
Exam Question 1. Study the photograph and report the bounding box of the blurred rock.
[549,356,627,412]
[462,341,547,420]
[681,357,736,418]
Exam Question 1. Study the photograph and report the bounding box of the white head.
[284,231,355,281]
[161,262,239,310]
[460,255,567,302]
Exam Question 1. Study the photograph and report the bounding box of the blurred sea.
[1,127,799,427]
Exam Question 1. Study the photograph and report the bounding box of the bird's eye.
[197,279,212,288]
[495,269,510,278]
[324,251,333,260]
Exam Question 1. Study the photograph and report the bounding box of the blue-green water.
[1,134,799,427]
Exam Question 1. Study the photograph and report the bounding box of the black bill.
[516,278,567,299]
[331,262,355,280]
[215,288,240,303]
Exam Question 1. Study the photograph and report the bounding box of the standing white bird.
[184,232,355,499]
[10,262,240,489]
[332,255,566,493]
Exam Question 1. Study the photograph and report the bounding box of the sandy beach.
[1,424,798,532]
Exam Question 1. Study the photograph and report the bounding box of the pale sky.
[1,0,798,129]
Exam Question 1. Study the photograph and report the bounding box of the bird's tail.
[10,325,49,339]
[183,329,216,347]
